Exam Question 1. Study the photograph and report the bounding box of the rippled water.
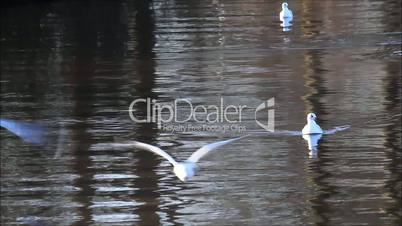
[1,0,401,225]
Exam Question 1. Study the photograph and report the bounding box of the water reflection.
[300,0,322,38]
[21,217,48,226]
[382,59,402,225]
[1,0,401,225]
[302,134,322,158]
[305,147,336,226]
[280,17,293,32]
[57,1,129,225]
[300,38,331,225]
[68,6,97,224]
[129,1,163,225]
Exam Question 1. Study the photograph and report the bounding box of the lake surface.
[1,0,401,225]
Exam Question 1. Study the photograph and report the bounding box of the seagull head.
[173,162,197,182]
[282,2,289,9]
[307,113,317,122]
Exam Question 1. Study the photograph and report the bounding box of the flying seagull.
[94,135,250,182]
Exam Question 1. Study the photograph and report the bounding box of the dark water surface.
[1,0,401,225]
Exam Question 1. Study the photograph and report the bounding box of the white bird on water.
[95,135,249,182]
[302,113,323,135]
[279,2,293,21]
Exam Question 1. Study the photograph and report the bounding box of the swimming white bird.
[94,135,249,182]
[279,2,293,21]
[302,113,323,135]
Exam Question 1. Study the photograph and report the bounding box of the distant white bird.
[302,113,323,135]
[279,2,293,21]
[95,135,249,182]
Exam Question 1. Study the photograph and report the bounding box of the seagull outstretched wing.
[131,141,178,166]
[323,125,351,135]
[247,130,302,136]
[187,135,250,163]
[248,126,350,136]
[92,141,178,165]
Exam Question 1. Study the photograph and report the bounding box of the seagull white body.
[99,135,249,182]
[302,113,323,135]
[173,161,196,182]
[279,2,293,21]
